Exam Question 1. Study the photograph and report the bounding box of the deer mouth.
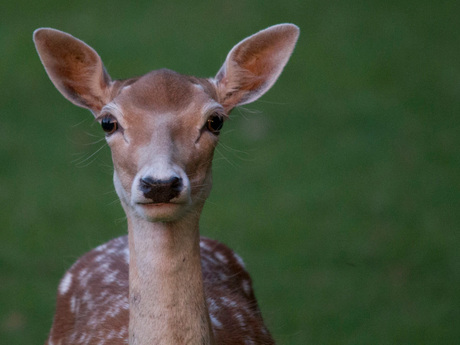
[137,201,183,207]
[134,201,189,222]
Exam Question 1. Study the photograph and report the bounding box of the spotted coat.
[46,236,274,345]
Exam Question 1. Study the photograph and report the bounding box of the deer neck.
[127,209,215,345]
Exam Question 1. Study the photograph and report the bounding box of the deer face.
[100,70,224,221]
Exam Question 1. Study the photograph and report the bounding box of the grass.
[1,0,459,344]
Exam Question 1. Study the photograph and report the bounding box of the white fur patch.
[234,252,246,268]
[193,83,204,92]
[210,314,223,329]
[201,100,224,117]
[58,272,73,295]
[242,279,251,296]
[215,251,228,264]
[101,102,123,118]
[70,295,77,313]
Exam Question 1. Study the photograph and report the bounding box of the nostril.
[140,177,156,189]
[170,177,182,192]
[139,176,183,203]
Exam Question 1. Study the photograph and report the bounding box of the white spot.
[221,296,237,308]
[215,251,228,264]
[79,268,88,279]
[193,83,204,92]
[106,246,117,255]
[94,254,105,263]
[95,262,110,275]
[95,242,108,252]
[59,272,72,295]
[242,279,251,296]
[234,252,246,268]
[122,299,129,310]
[79,268,93,288]
[70,295,77,313]
[210,314,223,329]
[82,290,95,310]
[107,330,117,339]
[103,270,118,284]
[122,246,129,264]
[107,298,124,317]
[199,240,212,251]
[236,313,248,330]
[207,298,219,312]
[77,332,85,344]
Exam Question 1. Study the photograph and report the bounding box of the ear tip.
[33,28,46,43]
[278,23,300,31]
[33,28,67,44]
[274,23,300,39]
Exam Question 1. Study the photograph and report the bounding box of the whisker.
[114,215,128,224]
[107,198,122,206]
[236,105,263,115]
[218,142,256,163]
[214,146,240,169]
[255,99,288,105]
[72,143,108,168]
[70,118,91,128]
[79,135,106,145]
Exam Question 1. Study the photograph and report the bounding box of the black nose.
[139,176,183,203]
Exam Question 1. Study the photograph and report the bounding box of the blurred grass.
[1,0,459,344]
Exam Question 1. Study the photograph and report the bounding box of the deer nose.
[139,176,183,203]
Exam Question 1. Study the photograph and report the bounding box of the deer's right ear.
[33,28,112,113]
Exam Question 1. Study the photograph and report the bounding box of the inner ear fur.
[33,28,112,113]
[215,24,299,112]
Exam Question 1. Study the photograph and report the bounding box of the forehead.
[114,69,217,114]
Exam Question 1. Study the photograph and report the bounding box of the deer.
[33,23,299,345]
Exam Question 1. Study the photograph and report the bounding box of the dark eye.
[101,115,118,135]
[206,114,224,135]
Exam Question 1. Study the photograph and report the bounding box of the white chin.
[134,203,189,222]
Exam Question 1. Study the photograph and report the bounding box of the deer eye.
[100,115,118,135]
[206,114,224,135]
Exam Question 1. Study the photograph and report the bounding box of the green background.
[1,0,459,344]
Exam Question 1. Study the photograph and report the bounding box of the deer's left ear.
[214,24,299,112]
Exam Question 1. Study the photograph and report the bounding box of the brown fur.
[34,24,299,345]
